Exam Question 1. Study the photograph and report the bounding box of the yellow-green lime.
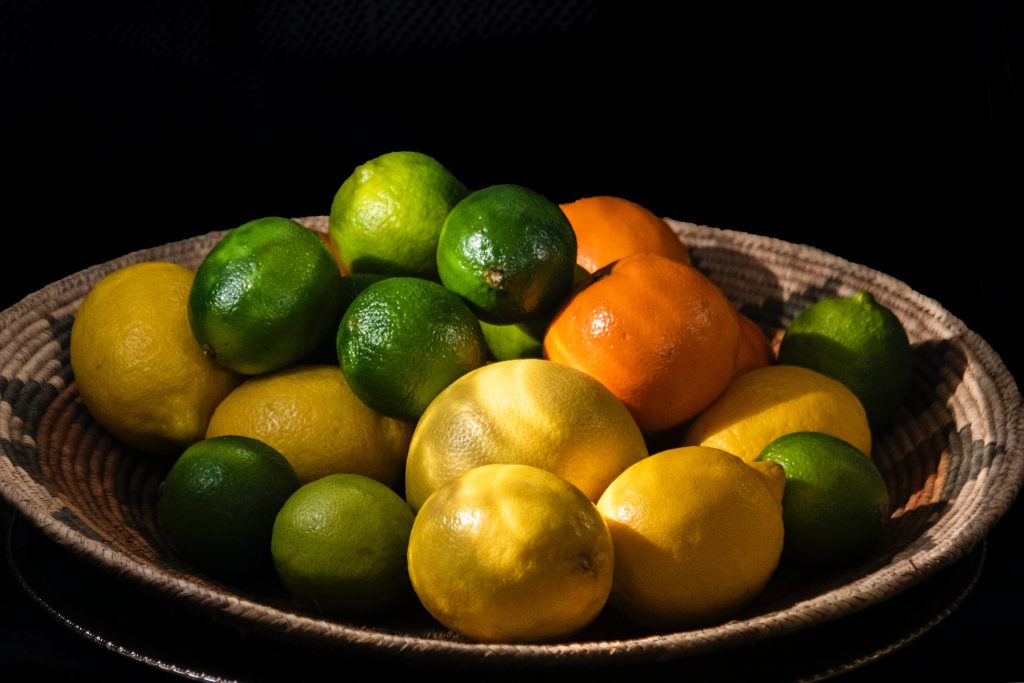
[683,364,873,461]
[437,184,577,323]
[157,435,300,577]
[407,463,614,643]
[205,365,414,487]
[337,277,487,422]
[757,431,890,567]
[70,261,242,454]
[777,290,913,430]
[188,216,345,375]
[271,473,415,616]
[405,358,648,511]
[328,151,468,279]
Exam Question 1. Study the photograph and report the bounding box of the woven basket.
[1,216,1021,666]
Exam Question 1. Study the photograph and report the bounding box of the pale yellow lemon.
[407,463,613,643]
[404,358,648,511]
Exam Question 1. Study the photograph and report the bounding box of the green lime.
[337,277,487,421]
[777,290,912,430]
[157,435,300,577]
[328,151,468,279]
[437,184,577,324]
[271,473,415,616]
[756,431,890,568]
[479,317,546,360]
[189,216,345,375]
[301,273,390,365]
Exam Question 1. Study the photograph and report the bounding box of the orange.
[559,196,691,273]
[544,253,740,432]
[734,311,773,377]
[316,230,349,275]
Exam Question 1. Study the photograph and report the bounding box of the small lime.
[157,435,300,577]
[777,290,913,430]
[337,277,487,421]
[437,184,577,323]
[328,151,468,279]
[189,216,345,375]
[271,473,415,616]
[756,431,890,568]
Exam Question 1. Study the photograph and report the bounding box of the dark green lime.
[437,184,577,324]
[337,277,487,421]
[189,216,345,375]
[157,435,300,577]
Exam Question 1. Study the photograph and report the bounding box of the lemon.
[188,216,346,375]
[337,277,487,422]
[683,364,872,461]
[778,290,913,430]
[70,262,242,454]
[157,435,300,577]
[597,446,785,629]
[328,151,468,279]
[407,463,614,643]
[205,365,413,487]
[404,358,648,511]
[757,432,890,567]
[271,474,415,617]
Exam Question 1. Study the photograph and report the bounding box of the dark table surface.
[2,1,1022,680]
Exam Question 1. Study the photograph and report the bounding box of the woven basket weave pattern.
[1,217,1020,665]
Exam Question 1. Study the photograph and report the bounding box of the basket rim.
[1,219,1021,664]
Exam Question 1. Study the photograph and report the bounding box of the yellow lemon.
[404,358,648,511]
[70,262,241,454]
[683,364,872,461]
[205,365,414,488]
[407,463,614,643]
[597,447,785,630]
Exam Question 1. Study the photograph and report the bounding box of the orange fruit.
[544,253,740,432]
[316,230,349,275]
[559,196,691,273]
[734,311,773,377]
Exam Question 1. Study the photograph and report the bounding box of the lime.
[157,435,300,576]
[70,262,242,454]
[756,431,890,567]
[777,290,913,429]
[337,277,487,421]
[300,272,390,365]
[479,316,547,360]
[205,365,414,487]
[408,463,613,643]
[189,216,345,375]
[437,184,577,323]
[271,474,415,616]
[328,151,468,279]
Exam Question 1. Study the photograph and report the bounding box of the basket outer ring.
[0,217,1021,666]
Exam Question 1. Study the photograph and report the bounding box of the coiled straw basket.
[1,216,1021,666]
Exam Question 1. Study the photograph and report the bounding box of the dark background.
[2,1,1021,680]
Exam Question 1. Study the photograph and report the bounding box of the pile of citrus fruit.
[68,150,910,643]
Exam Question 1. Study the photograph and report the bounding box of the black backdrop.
[2,1,1022,680]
